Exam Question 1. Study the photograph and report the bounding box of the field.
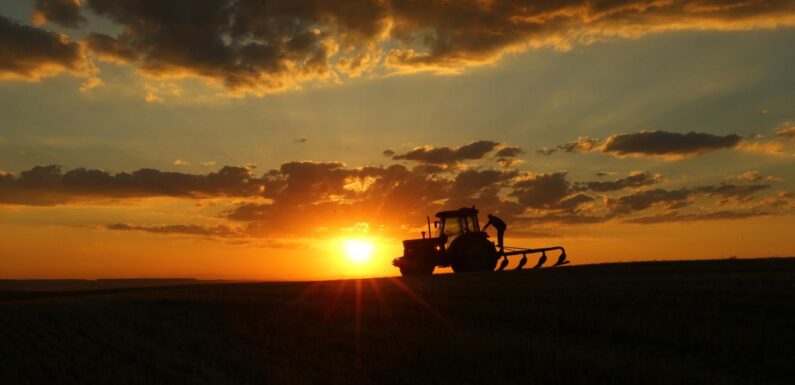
[2,258,794,385]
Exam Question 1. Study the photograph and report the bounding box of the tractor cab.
[435,207,481,246]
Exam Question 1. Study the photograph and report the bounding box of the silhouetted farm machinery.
[392,207,568,276]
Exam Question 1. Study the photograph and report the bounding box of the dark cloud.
[538,137,600,155]
[582,172,662,192]
[0,165,262,205]
[79,0,390,94]
[495,146,525,167]
[450,169,516,198]
[294,138,309,144]
[411,164,448,174]
[557,193,595,210]
[695,183,770,201]
[382,149,395,157]
[510,172,592,210]
[603,131,742,157]
[495,146,525,158]
[0,15,89,80]
[595,171,617,177]
[541,131,743,158]
[32,0,85,28]
[385,0,795,72]
[607,183,769,214]
[84,33,139,63]
[25,0,787,94]
[392,140,499,164]
[607,188,692,214]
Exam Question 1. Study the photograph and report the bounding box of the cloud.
[450,169,516,198]
[606,188,692,214]
[32,0,85,28]
[510,172,592,210]
[107,223,239,238]
[0,14,91,81]
[601,131,742,158]
[0,165,262,205]
[494,145,525,167]
[538,136,601,155]
[495,146,525,158]
[606,183,770,214]
[411,164,449,174]
[733,171,763,182]
[626,210,772,224]
[581,171,662,192]
[79,76,103,92]
[223,162,458,237]
[2,142,790,239]
[17,0,788,95]
[595,171,617,177]
[727,171,783,183]
[541,131,744,159]
[381,0,795,75]
[775,121,795,140]
[392,140,499,164]
[83,33,139,63]
[694,183,770,201]
[80,0,383,95]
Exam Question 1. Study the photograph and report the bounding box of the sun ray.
[385,277,455,329]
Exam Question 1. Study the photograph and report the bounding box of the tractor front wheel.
[399,263,435,277]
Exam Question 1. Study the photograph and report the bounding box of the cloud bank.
[8,0,794,94]
[1,139,791,240]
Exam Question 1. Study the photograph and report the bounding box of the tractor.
[392,206,568,276]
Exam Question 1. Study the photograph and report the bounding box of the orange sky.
[1,1,794,279]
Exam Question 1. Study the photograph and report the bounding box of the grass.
[1,258,794,384]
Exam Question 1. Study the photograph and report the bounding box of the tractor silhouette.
[392,207,568,276]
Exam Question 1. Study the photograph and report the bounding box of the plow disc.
[498,246,568,271]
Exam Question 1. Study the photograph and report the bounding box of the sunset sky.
[1,0,794,280]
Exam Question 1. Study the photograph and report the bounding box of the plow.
[392,206,568,276]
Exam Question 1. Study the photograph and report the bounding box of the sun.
[343,239,374,263]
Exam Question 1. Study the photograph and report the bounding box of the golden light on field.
[343,239,374,264]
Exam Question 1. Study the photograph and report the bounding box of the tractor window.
[463,216,473,232]
[460,215,480,232]
[442,217,462,237]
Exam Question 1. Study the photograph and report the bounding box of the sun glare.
[344,239,374,263]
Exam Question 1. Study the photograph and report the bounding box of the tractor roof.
[435,207,479,219]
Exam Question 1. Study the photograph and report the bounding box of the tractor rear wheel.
[449,233,498,273]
